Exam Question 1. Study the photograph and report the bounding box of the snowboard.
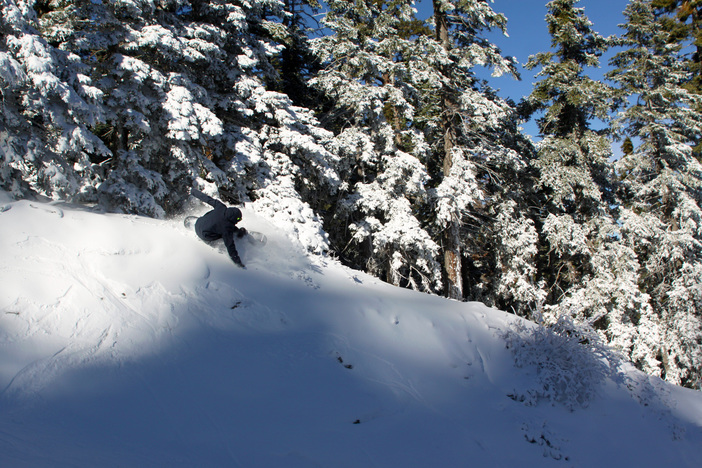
[245,230,267,246]
[184,216,267,246]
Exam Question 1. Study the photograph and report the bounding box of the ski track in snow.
[0,195,701,467]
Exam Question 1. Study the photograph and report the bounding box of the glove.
[236,227,247,238]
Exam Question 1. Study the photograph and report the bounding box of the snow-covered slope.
[1,194,701,467]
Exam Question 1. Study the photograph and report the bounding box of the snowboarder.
[190,188,247,268]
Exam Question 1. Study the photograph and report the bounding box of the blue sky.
[415,0,633,139]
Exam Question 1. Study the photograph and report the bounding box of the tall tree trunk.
[444,221,463,299]
[281,0,307,106]
[433,0,463,300]
[382,72,403,146]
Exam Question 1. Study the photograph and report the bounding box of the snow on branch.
[163,86,223,141]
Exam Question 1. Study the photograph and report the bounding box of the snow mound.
[1,195,701,467]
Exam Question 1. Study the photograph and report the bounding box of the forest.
[1,0,701,390]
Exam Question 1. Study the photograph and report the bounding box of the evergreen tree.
[651,0,702,154]
[426,0,520,300]
[311,0,442,291]
[609,0,702,388]
[521,0,645,348]
[275,0,323,109]
[2,0,340,251]
[652,0,701,87]
[311,0,524,295]
[0,0,110,201]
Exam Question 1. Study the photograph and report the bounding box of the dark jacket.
[191,189,245,266]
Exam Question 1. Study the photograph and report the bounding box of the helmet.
[226,207,242,223]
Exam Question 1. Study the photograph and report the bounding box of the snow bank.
[1,195,701,467]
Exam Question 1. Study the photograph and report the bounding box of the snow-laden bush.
[503,311,620,410]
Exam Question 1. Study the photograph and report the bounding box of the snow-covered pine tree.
[311,0,442,291]
[312,0,529,297]
[0,0,110,201]
[4,0,340,251]
[520,1,646,346]
[94,0,340,225]
[423,0,522,300]
[609,0,702,388]
[651,0,701,154]
[490,197,546,317]
[274,0,323,110]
